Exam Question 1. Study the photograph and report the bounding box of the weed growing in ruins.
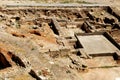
[76,1,92,4]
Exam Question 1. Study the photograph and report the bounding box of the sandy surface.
[0,0,119,6]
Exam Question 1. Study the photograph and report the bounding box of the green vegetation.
[30,0,92,4]
[76,1,92,4]
[99,65,118,68]
[60,0,74,3]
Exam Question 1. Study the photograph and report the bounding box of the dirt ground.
[0,0,120,80]
[0,0,119,5]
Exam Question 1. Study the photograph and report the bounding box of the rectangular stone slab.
[77,34,119,55]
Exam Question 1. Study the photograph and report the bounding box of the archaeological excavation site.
[0,0,120,80]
